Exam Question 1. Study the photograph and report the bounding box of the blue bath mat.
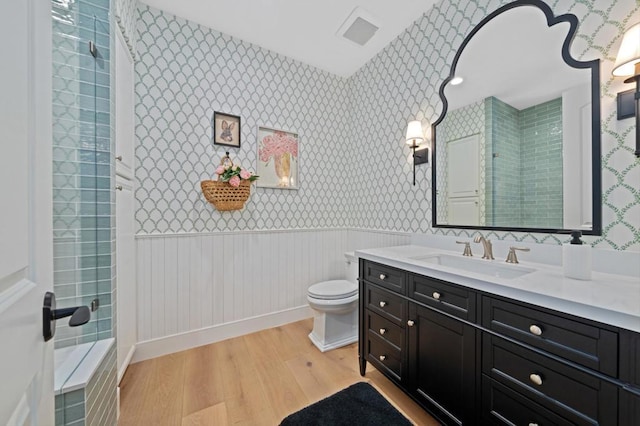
[279,382,413,425]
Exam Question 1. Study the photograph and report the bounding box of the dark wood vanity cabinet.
[620,330,640,424]
[359,261,477,425]
[408,303,477,424]
[359,258,639,425]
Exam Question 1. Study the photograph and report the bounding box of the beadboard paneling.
[135,228,408,347]
[136,229,349,342]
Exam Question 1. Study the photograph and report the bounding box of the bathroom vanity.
[357,245,640,425]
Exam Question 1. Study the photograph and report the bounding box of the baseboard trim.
[132,305,313,363]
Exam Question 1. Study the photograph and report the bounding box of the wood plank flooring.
[119,319,439,425]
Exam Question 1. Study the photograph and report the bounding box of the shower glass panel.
[51,0,111,396]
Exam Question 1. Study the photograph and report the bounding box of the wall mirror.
[431,0,602,235]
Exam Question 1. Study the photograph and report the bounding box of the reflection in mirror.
[432,0,601,234]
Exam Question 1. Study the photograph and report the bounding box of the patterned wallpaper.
[134,0,639,251]
[347,0,640,250]
[113,0,137,57]
[134,5,352,234]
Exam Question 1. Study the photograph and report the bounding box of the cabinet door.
[408,303,476,425]
[116,176,136,381]
[620,386,640,426]
[115,28,135,179]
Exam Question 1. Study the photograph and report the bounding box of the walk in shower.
[52,0,117,424]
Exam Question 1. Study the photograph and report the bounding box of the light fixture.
[405,120,428,185]
[613,22,640,157]
[450,76,464,86]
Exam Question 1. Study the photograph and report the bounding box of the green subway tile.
[64,402,85,423]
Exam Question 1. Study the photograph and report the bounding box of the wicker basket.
[201,153,252,211]
[201,179,251,211]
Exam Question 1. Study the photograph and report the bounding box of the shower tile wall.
[52,0,112,348]
[54,343,117,426]
[484,97,563,228]
[520,98,563,228]
[486,97,522,227]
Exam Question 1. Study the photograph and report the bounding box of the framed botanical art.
[213,112,241,148]
[256,126,299,189]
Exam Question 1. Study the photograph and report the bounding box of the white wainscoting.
[133,228,409,361]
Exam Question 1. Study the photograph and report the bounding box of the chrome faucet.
[474,234,494,260]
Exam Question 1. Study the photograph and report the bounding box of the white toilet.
[307,252,359,352]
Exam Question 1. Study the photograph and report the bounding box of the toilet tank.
[344,252,358,284]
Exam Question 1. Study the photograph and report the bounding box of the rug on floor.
[279,382,413,425]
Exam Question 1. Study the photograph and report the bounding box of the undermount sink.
[409,254,535,279]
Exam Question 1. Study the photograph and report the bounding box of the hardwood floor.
[119,319,439,425]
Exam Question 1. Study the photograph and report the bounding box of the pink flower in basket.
[240,169,252,180]
[215,165,225,175]
[228,175,241,187]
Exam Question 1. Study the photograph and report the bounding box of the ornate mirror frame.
[431,0,602,235]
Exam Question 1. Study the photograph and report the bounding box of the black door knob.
[43,292,91,342]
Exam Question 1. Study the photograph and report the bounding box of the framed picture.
[213,112,241,148]
[256,126,299,189]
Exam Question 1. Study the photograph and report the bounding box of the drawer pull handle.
[528,423,539,426]
[379,328,387,335]
[407,320,415,327]
[529,325,543,336]
[529,373,543,386]
[379,355,386,361]
[379,301,387,308]
[379,274,386,280]
[432,292,441,300]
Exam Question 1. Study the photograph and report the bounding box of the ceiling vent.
[337,7,380,46]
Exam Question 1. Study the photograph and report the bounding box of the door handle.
[43,292,91,342]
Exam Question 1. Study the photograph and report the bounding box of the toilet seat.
[308,280,357,300]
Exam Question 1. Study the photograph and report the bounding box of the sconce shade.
[613,23,640,77]
[405,120,424,146]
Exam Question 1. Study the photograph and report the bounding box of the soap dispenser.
[563,230,592,280]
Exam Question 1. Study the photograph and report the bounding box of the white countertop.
[355,245,640,333]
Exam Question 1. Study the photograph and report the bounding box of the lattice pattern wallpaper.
[347,0,639,250]
[113,0,137,57]
[135,5,351,234]
[134,0,639,250]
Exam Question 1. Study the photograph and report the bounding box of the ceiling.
[139,0,438,78]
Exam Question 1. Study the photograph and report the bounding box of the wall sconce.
[405,120,428,185]
[613,22,640,157]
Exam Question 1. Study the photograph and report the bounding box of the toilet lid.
[308,280,358,300]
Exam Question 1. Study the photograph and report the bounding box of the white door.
[448,197,480,226]
[115,29,135,181]
[447,135,480,225]
[447,135,479,198]
[0,0,54,424]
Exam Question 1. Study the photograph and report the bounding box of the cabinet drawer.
[362,260,406,294]
[482,376,581,425]
[410,275,476,321]
[366,333,403,381]
[366,310,404,350]
[366,285,406,327]
[482,296,618,376]
[484,336,618,425]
